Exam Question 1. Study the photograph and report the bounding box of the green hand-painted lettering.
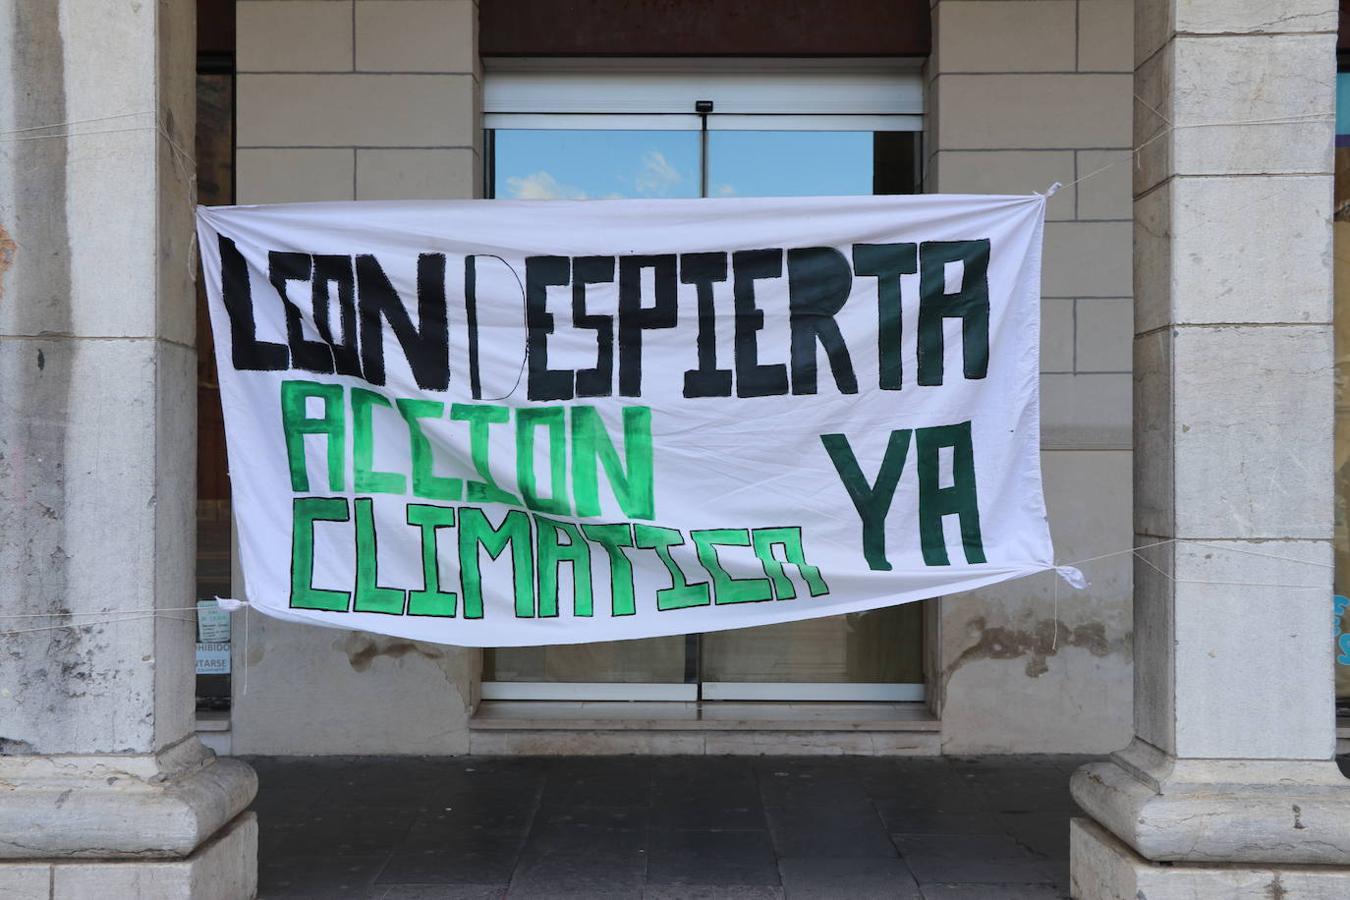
[751,526,829,598]
[571,406,654,519]
[352,388,406,494]
[290,497,351,611]
[634,524,710,610]
[516,406,570,515]
[459,507,535,618]
[352,497,406,614]
[691,528,773,604]
[581,523,637,616]
[280,381,346,492]
[397,398,463,501]
[406,504,462,617]
[535,516,593,617]
[450,403,519,505]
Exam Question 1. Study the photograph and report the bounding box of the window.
[481,62,926,703]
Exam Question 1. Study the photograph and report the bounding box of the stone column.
[0,1,257,897]
[1069,1,1350,895]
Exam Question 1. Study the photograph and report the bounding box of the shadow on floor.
[248,754,1103,899]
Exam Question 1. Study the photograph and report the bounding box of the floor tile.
[757,770,871,809]
[765,804,897,858]
[892,834,1059,885]
[377,834,527,886]
[251,755,1101,899]
[876,807,1005,836]
[535,804,650,830]
[918,884,1065,899]
[368,887,506,900]
[646,829,781,886]
[650,800,766,830]
[257,853,389,899]
[778,857,923,899]
[643,887,784,899]
[997,813,1071,860]
[507,824,646,898]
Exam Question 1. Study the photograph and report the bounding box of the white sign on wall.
[197,194,1062,647]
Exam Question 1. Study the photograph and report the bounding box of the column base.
[0,812,256,900]
[1072,818,1350,899]
[0,736,256,859]
[1071,739,1350,864]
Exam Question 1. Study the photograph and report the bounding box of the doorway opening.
[480,61,927,704]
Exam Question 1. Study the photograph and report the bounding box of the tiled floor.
[249,754,1091,899]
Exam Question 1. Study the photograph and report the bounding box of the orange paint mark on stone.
[0,223,16,301]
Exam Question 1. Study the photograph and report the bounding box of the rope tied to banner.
[0,540,1330,641]
[1034,101,1333,198]
[2,105,1343,662]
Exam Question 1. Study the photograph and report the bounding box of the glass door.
[481,64,926,703]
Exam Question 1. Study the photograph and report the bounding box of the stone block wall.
[231,0,482,755]
[227,0,1138,755]
[927,0,1137,753]
[235,0,481,204]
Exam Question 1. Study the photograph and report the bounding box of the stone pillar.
[1069,1,1350,895]
[0,1,257,897]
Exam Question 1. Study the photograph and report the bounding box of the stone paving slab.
[246,755,1097,899]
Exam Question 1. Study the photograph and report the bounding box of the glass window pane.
[483,638,688,684]
[486,123,926,693]
[492,130,700,200]
[707,130,919,198]
[702,606,923,684]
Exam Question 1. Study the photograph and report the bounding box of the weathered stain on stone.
[341,633,442,672]
[1292,804,1306,830]
[336,633,473,710]
[3,0,78,754]
[0,223,15,301]
[1267,873,1288,900]
[945,616,1121,680]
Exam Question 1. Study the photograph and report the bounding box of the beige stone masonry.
[934,74,1131,150]
[357,147,479,200]
[930,0,1135,755]
[236,148,356,203]
[237,73,476,147]
[935,1,1077,73]
[356,0,478,73]
[236,1,354,73]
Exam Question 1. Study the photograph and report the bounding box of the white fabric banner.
[197,194,1055,647]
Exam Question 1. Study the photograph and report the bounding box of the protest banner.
[197,194,1055,646]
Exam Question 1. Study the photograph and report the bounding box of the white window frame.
[481,60,927,704]
[484,58,925,132]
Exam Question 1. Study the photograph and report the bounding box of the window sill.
[469,700,939,733]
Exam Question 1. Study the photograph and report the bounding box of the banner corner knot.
[1054,566,1088,591]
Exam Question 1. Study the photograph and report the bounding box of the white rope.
[242,602,251,697]
[0,110,156,137]
[1187,540,1335,569]
[1039,102,1333,196]
[0,599,245,620]
[0,611,196,639]
[0,538,1331,640]
[1051,573,1059,651]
